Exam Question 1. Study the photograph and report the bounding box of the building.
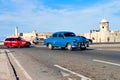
[37,32,52,40]
[20,30,38,41]
[19,31,52,42]
[84,19,120,43]
[8,27,52,42]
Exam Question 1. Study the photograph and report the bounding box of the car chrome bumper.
[72,42,89,48]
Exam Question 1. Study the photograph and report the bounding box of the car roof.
[53,31,74,34]
[6,36,20,38]
[5,37,21,40]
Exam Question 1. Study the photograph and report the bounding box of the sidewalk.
[0,49,16,80]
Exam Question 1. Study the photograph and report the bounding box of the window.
[5,38,10,41]
[58,34,64,38]
[10,38,13,41]
[52,34,57,37]
[64,32,76,37]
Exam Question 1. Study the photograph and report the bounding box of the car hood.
[66,36,88,42]
[66,36,82,41]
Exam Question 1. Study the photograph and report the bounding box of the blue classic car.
[44,31,89,50]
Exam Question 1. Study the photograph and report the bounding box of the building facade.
[10,27,52,42]
[19,31,52,42]
[84,19,120,43]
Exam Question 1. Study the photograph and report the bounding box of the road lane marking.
[93,59,120,67]
[54,64,91,80]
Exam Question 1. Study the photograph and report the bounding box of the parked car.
[32,38,39,44]
[44,31,89,50]
[77,36,92,44]
[4,37,31,48]
[88,39,93,44]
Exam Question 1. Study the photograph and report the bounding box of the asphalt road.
[6,46,120,80]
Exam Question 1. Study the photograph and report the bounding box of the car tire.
[26,42,31,48]
[61,47,65,50]
[67,43,72,51]
[5,44,9,48]
[48,44,54,50]
[26,45,30,48]
[18,44,21,48]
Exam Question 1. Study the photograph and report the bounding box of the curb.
[5,49,33,80]
[5,51,17,80]
[0,49,16,80]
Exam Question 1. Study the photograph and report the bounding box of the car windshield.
[18,37,24,40]
[64,32,76,37]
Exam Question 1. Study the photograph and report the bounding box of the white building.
[19,30,52,41]
[84,19,120,43]
[20,30,38,41]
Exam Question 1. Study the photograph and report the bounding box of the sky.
[0,0,120,41]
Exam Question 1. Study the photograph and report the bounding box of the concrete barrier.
[90,42,120,48]
[1,42,120,48]
[0,42,3,45]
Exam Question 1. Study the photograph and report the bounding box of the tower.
[100,19,109,32]
[99,19,110,42]
[15,26,19,36]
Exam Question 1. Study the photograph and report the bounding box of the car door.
[55,33,66,47]
[8,38,13,47]
[11,38,18,47]
[50,33,58,46]
[6,38,12,47]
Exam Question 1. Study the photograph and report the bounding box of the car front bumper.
[72,42,89,48]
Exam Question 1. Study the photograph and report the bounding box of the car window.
[64,32,76,37]
[6,38,13,41]
[14,38,18,41]
[12,38,15,41]
[58,34,64,38]
[17,37,23,40]
[17,38,21,40]
[5,38,10,41]
[11,38,14,41]
[52,34,57,37]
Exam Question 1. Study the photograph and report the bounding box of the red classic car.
[4,37,31,48]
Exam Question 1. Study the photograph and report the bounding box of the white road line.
[54,64,91,80]
[93,59,120,67]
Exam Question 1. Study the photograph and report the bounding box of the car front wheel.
[48,44,54,50]
[67,43,72,51]
[80,45,86,50]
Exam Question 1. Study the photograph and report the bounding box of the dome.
[100,19,108,23]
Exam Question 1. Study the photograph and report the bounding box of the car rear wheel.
[26,45,30,48]
[18,44,21,48]
[67,43,72,51]
[61,47,65,50]
[5,44,9,48]
[48,44,54,50]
